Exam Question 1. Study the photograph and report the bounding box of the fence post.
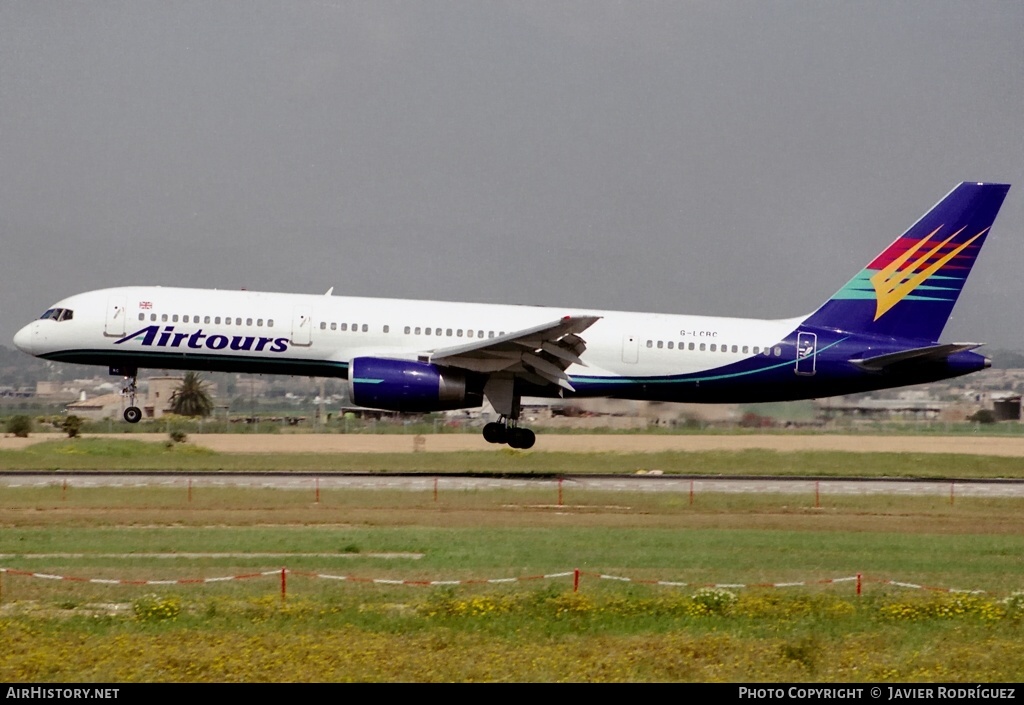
[856,573,862,597]
[573,568,580,593]
[281,567,287,604]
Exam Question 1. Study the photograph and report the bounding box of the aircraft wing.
[850,343,984,372]
[429,315,601,391]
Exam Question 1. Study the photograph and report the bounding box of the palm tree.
[170,372,214,417]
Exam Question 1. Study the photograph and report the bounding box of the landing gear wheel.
[507,428,536,450]
[482,422,507,444]
[123,406,142,424]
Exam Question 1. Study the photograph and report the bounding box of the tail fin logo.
[870,226,986,321]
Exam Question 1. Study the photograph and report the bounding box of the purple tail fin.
[804,182,1010,341]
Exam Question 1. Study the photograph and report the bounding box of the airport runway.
[2,473,1023,497]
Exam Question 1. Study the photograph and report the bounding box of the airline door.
[291,306,313,346]
[795,332,817,376]
[622,334,639,364]
[104,296,127,337]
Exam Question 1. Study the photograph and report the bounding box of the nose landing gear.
[113,366,142,424]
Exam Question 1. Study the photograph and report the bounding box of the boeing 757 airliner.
[13,182,1011,448]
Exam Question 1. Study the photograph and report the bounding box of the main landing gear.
[482,416,536,449]
[480,376,536,449]
[115,367,142,424]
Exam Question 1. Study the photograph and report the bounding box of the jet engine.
[348,357,483,412]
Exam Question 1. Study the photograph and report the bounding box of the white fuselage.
[14,285,802,389]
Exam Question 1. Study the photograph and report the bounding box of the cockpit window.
[39,308,73,322]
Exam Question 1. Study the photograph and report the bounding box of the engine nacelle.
[348,357,483,412]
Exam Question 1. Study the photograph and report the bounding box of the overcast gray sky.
[1,2,1022,352]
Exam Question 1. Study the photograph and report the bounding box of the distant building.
[65,376,188,421]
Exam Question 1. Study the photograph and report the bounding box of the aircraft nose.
[13,322,36,355]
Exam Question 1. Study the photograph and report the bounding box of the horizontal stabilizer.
[850,343,983,371]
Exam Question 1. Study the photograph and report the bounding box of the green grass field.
[3,437,1024,478]
[1,441,1023,681]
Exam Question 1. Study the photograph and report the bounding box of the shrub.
[6,415,32,438]
[61,415,82,438]
[969,409,997,424]
[690,587,738,615]
[169,429,188,444]
[132,594,182,622]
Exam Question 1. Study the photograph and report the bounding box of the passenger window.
[383,325,390,333]
[446,328,453,337]
[246,318,253,326]
[235,318,242,326]
[257,319,263,327]
[425,328,431,336]
[151,314,157,322]
[362,324,368,332]
[404,326,411,334]
[656,341,663,349]
[752,346,758,354]
[341,323,347,331]
[646,340,653,348]
[330,323,337,331]
[436,328,442,336]
[415,327,421,335]
[320,322,327,330]
[172,315,179,323]
[138,313,145,321]
[700,343,706,351]
[268,319,274,327]
[710,344,716,352]
[215,317,221,324]
[688,343,695,351]
[732,345,738,353]
[774,346,782,356]
[742,346,749,354]
[667,341,674,349]
[205,316,211,324]
[457,329,463,337]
